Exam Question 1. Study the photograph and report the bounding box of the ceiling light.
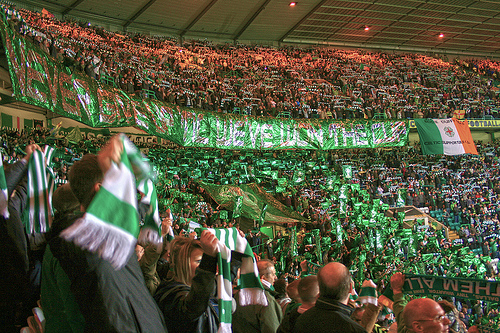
[364,26,370,31]
[439,33,444,38]
[289,2,297,6]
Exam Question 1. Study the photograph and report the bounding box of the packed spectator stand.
[5,4,500,121]
[1,3,500,332]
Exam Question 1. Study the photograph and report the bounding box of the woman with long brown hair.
[154,230,220,333]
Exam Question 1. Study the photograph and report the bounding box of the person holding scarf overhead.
[154,231,220,333]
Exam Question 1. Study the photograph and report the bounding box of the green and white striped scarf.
[62,134,154,269]
[0,152,8,218]
[44,146,56,215]
[137,178,162,245]
[357,279,378,306]
[26,148,55,234]
[201,227,267,333]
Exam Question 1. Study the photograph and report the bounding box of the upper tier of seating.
[2,4,500,121]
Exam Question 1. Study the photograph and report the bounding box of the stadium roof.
[7,0,500,59]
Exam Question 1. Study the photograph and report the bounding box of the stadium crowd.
[0,124,499,332]
[3,4,500,121]
[0,3,499,333]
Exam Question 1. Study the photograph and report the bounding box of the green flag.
[233,196,243,219]
[397,188,406,207]
[290,226,298,256]
[199,182,308,224]
[342,165,353,179]
[260,226,273,238]
[292,170,305,184]
[259,204,268,227]
[66,126,83,144]
[414,118,478,155]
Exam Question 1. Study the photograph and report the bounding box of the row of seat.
[429,210,466,231]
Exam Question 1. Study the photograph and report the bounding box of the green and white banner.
[0,16,409,151]
[403,274,500,303]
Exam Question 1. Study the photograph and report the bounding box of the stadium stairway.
[448,230,460,241]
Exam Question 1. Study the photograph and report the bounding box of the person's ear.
[93,182,102,193]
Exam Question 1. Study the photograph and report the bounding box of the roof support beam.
[315,11,437,23]
[123,0,158,30]
[320,5,493,21]
[180,0,219,38]
[279,0,329,43]
[233,0,271,41]
[398,0,474,48]
[62,0,86,16]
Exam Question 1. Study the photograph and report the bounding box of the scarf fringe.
[217,323,232,333]
[28,209,49,234]
[358,296,378,306]
[238,287,268,307]
[61,217,135,270]
[1,188,8,219]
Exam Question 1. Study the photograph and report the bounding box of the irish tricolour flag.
[415,118,478,155]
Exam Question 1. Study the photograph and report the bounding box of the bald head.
[468,326,480,333]
[403,298,450,333]
[404,298,437,327]
[318,262,352,303]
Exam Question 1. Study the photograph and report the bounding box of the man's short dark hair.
[68,154,103,210]
[298,275,319,303]
[318,264,351,301]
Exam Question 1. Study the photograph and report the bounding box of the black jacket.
[154,254,219,333]
[0,159,30,301]
[44,213,167,333]
[293,297,367,333]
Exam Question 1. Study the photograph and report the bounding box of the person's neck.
[298,302,315,313]
[320,295,349,306]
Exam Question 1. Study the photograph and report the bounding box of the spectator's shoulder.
[47,211,84,241]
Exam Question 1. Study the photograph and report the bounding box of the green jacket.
[393,292,409,333]
[139,243,162,295]
[232,289,283,333]
[41,245,85,332]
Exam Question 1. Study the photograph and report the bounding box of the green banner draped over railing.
[0,15,409,150]
[198,181,308,224]
[403,274,500,303]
